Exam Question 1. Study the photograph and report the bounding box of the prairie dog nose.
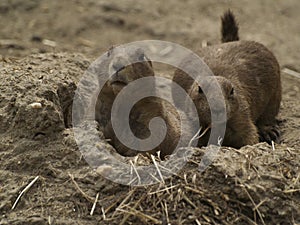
[211,107,226,118]
[210,100,227,122]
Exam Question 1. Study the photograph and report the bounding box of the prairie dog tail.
[221,10,239,43]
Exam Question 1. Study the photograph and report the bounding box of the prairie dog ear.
[107,45,115,57]
[144,55,153,67]
[139,53,153,67]
[135,48,152,65]
[139,52,152,64]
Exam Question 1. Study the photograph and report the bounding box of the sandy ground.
[0,0,299,224]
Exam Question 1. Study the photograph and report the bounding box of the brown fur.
[98,10,281,157]
[95,46,154,129]
[173,14,281,147]
[96,46,180,158]
[221,9,239,43]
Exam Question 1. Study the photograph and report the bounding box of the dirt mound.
[0,53,299,225]
[1,0,300,224]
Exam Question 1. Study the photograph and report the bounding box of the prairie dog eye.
[230,87,234,96]
[198,86,203,94]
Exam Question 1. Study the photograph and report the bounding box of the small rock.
[29,102,42,109]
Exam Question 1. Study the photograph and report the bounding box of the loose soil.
[0,0,299,224]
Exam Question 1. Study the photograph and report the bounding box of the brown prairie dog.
[172,10,281,148]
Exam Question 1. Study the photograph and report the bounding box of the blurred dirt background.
[0,0,299,224]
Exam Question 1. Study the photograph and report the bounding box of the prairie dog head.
[189,76,239,127]
[107,47,154,95]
